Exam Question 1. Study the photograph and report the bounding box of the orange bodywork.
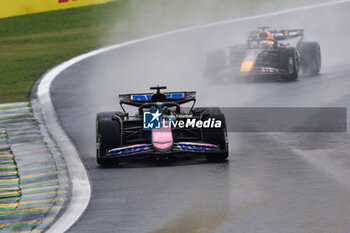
[240,60,256,72]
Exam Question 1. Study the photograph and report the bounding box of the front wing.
[104,142,226,158]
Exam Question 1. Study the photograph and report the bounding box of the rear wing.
[249,29,304,41]
[119,91,196,107]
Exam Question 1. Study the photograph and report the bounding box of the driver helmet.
[161,105,170,115]
[258,30,274,45]
[150,106,158,113]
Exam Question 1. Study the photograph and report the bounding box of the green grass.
[0,2,123,103]
[0,0,331,103]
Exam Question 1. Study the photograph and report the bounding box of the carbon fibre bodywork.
[206,27,321,80]
[96,86,228,165]
[234,47,294,76]
[101,110,227,159]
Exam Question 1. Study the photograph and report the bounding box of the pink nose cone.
[153,142,173,149]
[152,127,173,151]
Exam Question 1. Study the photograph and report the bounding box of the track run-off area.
[0,102,68,232]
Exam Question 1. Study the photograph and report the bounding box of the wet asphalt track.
[51,2,350,233]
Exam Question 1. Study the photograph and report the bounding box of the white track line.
[37,0,350,232]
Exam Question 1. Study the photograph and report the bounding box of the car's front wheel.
[96,112,122,167]
[199,108,229,162]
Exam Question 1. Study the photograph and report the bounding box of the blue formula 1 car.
[96,86,228,166]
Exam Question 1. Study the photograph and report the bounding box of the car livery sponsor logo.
[260,67,279,73]
[143,110,162,129]
[177,142,217,151]
[109,144,149,155]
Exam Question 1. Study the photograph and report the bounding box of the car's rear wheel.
[229,45,246,67]
[298,42,321,76]
[279,47,299,81]
[96,112,122,166]
[199,108,229,162]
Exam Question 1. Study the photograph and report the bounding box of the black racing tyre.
[97,112,116,119]
[200,108,229,162]
[96,112,122,166]
[193,107,221,114]
[298,42,321,76]
[204,50,226,82]
[279,47,299,81]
